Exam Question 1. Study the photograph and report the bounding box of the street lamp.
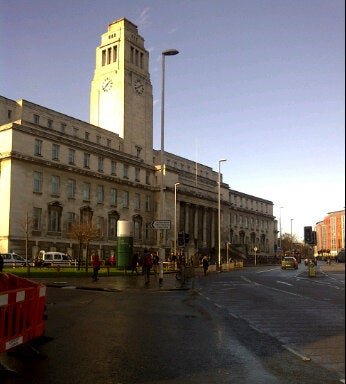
[159,49,179,285]
[254,246,258,266]
[218,158,227,272]
[290,218,294,254]
[279,206,284,249]
[174,182,180,257]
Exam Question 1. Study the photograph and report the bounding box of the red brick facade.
[315,210,345,255]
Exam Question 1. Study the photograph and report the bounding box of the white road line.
[276,280,293,286]
[282,345,311,361]
[256,267,278,273]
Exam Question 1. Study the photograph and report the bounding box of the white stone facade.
[0,18,278,262]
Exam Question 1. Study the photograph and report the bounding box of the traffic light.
[304,226,312,244]
[178,231,185,247]
[312,231,317,245]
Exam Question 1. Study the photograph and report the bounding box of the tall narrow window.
[32,207,42,231]
[66,212,76,232]
[47,119,53,129]
[98,157,104,172]
[33,171,43,193]
[33,114,40,124]
[108,211,119,238]
[68,149,75,165]
[96,216,104,237]
[135,168,140,182]
[110,188,117,206]
[84,153,90,168]
[51,176,60,196]
[34,139,42,156]
[102,49,106,66]
[113,46,117,62]
[52,144,60,160]
[123,191,129,208]
[145,195,152,212]
[107,47,112,64]
[134,193,140,209]
[48,202,62,232]
[123,164,129,179]
[111,160,117,175]
[83,182,91,201]
[97,185,104,204]
[67,179,76,199]
[60,123,66,134]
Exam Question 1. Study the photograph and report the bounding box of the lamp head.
[162,49,179,56]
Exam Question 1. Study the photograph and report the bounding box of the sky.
[0,0,344,240]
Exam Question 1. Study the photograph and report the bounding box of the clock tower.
[90,18,153,163]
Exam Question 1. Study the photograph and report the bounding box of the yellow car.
[281,256,298,270]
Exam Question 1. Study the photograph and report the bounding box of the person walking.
[202,256,209,276]
[131,253,139,274]
[91,251,101,281]
[0,254,3,272]
[142,249,153,286]
[152,252,159,276]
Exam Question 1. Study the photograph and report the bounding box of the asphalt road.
[0,263,344,384]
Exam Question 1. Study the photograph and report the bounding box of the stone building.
[0,18,277,263]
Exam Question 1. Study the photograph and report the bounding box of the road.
[0,263,344,383]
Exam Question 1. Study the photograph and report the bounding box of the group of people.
[90,249,212,285]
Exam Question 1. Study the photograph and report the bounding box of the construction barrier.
[0,273,46,353]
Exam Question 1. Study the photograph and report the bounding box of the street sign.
[151,220,171,230]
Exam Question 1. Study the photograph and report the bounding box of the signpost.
[151,220,171,230]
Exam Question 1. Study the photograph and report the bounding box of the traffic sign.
[151,220,171,230]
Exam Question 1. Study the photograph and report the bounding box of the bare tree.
[69,222,99,272]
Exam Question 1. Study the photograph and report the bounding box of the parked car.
[281,256,298,270]
[39,252,73,267]
[0,253,26,267]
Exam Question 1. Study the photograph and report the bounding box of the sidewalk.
[30,270,197,292]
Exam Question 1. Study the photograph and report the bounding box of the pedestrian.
[202,255,209,276]
[91,251,101,281]
[0,253,3,272]
[142,249,153,286]
[132,253,139,274]
[152,252,159,276]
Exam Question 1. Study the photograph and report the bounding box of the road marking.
[276,280,293,286]
[282,345,311,361]
[256,267,278,273]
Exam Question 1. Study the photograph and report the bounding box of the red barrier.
[0,273,46,352]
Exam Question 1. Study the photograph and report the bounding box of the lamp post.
[218,159,227,272]
[254,246,258,266]
[290,218,294,254]
[279,206,284,249]
[159,49,179,285]
[174,182,180,257]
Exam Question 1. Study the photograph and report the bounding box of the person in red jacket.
[91,251,101,281]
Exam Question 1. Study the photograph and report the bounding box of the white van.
[41,252,73,267]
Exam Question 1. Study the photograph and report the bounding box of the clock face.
[134,79,144,95]
[102,78,113,92]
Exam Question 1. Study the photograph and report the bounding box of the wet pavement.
[29,269,197,292]
[28,262,344,292]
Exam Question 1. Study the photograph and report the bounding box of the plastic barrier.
[0,273,46,353]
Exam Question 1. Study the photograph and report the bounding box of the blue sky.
[0,0,344,239]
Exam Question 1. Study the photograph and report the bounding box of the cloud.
[136,7,151,30]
